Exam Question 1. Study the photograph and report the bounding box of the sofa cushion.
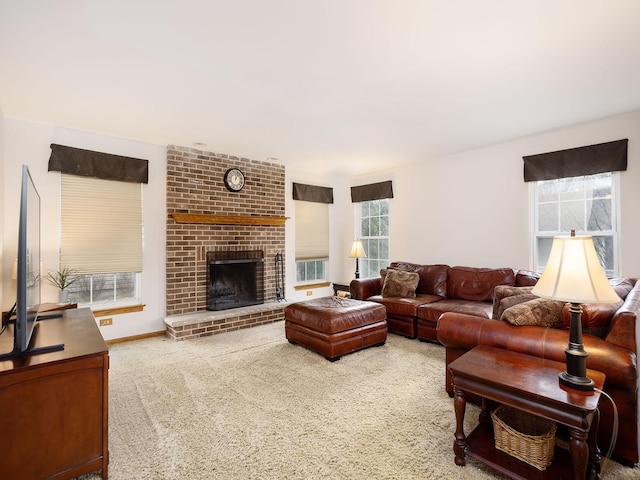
[448,266,516,302]
[515,269,540,287]
[381,269,420,298]
[389,262,449,297]
[417,299,493,323]
[369,294,441,317]
[501,298,565,328]
[492,285,535,319]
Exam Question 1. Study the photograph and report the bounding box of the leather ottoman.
[284,296,387,361]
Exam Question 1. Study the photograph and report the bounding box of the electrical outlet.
[306,290,313,296]
[99,318,113,326]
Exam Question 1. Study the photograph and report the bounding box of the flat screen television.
[1,165,63,359]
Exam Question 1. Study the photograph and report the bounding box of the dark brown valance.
[351,180,394,202]
[48,144,149,183]
[292,182,334,203]
[523,139,628,182]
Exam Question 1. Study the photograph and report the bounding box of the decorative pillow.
[495,294,538,320]
[501,298,565,328]
[381,269,419,298]
[609,277,634,300]
[380,264,412,284]
[492,285,534,319]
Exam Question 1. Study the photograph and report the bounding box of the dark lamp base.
[559,371,595,392]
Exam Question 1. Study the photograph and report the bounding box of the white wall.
[0,107,4,310]
[337,110,640,278]
[3,109,639,341]
[1,118,167,340]
[284,167,344,303]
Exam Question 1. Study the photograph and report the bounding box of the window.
[70,272,140,305]
[61,174,142,306]
[295,200,329,283]
[357,199,389,278]
[533,172,618,276]
[296,260,326,283]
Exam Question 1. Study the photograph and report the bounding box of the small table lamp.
[532,231,620,391]
[348,240,367,279]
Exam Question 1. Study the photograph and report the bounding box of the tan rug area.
[79,321,638,479]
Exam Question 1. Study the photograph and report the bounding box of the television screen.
[15,165,41,352]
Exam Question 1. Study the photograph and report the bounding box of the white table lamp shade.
[532,235,620,304]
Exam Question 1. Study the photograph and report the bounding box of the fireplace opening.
[207,250,265,311]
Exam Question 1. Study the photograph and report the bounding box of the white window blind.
[61,174,143,274]
[295,201,329,261]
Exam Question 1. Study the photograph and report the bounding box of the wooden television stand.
[0,308,109,479]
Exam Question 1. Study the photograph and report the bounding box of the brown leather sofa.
[349,262,537,340]
[437,279,640,466]
[351,260,639,465]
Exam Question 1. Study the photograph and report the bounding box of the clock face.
[223,168,245,192]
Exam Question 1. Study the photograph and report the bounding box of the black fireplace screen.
[207,250,265,311]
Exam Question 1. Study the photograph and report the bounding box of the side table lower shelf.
[467,421,575,480]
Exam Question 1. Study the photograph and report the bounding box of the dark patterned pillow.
[495,294,539,320]
[380,264,412,284]
[501,298,565,328]
[381,269,419,298]
[492,285,534,319]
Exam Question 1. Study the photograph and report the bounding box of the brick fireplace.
[164,146,286,339]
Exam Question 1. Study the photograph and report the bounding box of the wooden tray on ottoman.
[284,297,387,361]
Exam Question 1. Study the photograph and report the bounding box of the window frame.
[355,198,390,279]
[531,172,620,276]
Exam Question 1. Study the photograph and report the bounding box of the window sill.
[294,281,331,291]
[92,304,145,317]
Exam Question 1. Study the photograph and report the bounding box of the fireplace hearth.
[207,250,265,311]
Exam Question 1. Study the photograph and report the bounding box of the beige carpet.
[79,321,638,479]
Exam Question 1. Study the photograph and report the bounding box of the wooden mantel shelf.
[171,212,288,226]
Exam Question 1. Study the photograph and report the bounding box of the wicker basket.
[491,405,557,471]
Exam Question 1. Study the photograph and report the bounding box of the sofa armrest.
[606,279,640,352]
[350,277,382,300]
[437,312,637,391]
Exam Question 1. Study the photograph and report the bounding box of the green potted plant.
[44,266,79,304]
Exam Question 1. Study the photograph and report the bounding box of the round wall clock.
[223,168,245,192]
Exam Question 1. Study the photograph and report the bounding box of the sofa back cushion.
[448,266,515,302]
[515,269,540,287]
[389,262,448,297]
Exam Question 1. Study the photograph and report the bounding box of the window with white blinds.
[295,200,329,261]
[61,174,143,274]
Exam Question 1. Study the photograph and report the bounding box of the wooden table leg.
[453,386,467,466]
[588,408,601,480]
[569,427,589,480]
[479,397,491,424]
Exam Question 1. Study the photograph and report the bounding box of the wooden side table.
[448,345,605,480]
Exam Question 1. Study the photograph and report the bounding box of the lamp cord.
[594,388,618,474]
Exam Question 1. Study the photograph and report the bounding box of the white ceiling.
[2,1,640,175]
